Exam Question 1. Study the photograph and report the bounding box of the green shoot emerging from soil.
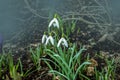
[95,54,116,80]
[30,46,42,70]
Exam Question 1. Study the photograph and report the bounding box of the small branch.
[24,0,48,19]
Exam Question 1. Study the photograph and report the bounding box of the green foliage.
[0,52,32,79]
[0,14,117,80]
[43,44,91,80]
[7,54,22,80]
[0,54,5,78]
[65,20,77,36]
[30,46,43,70]
[41,14,116,80]
[95,57,115,80]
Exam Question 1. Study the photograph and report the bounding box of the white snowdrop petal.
[42,35,47,44]
[42,36,45,43]
[64,41,68,47]
[45,37,49,45]
[54,18,59,28]
[57,38,68,47]
[48,18,55,27]
[57,38,62,47]
[62,38,68,47]
[48,18,59,28]
[49,36,54,45]
[45,36,54,46]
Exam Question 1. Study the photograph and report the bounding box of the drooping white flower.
[42,34,47,44]
[45,36,54,45]
[48,18,59,29]
[57,38,68,47]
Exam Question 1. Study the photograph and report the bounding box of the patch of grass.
[0,54,5,78]
[0,52,32,80]
[43,44,91,80]
[6,53,22,80]
[95,56,116,80]
[30,45,44,71]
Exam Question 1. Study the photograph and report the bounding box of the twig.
[24,0,48,19]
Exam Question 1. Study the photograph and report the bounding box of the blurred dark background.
[0,0,120,42]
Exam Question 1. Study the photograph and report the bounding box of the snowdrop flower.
[45,36,54,45]
[48,18,59,29]
[42,34,47,44]
[57,38,68,47]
